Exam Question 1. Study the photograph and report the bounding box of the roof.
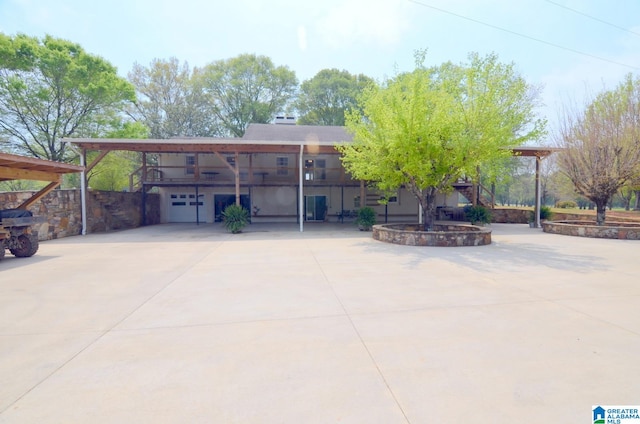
[0,152,84,182]
[63,124,558,157]
[243,124,352,143]
[510,146,562,158]
[64,124,353,154]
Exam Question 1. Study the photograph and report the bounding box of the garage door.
[168,193,204,222]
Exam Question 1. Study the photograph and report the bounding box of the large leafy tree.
[556,74,640,225]
[295,69,375,126]
[128,57,219,138]
[339,52,545,230]
[197,54,298,137]
[0,33,135,161]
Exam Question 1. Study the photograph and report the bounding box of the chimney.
[274,116,296,125]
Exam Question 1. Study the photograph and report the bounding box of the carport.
[0,152,84,209]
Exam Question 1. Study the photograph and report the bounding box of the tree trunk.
[421,190,437,231]
[595,200,607,226]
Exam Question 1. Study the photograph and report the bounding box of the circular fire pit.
[372,223,491,247]
[542,220,640,240]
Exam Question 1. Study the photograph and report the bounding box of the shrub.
[529,205,553,222]
[555,200,577,209]
[356,206,376,231]
[222,204,250,233]
[463,205,491,225]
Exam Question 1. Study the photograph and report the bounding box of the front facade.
[68,123,461,229]
[152,124,458,225]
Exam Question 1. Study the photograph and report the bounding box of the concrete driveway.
[0,223,638,423]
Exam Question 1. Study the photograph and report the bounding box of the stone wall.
[0,189,160,240]
[373,223,491,247]
[542,220,640,240]
[490,208,530,224]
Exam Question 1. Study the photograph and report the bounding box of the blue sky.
[1,0,639,133]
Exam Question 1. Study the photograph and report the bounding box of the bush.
[463,205,491,225]
[555,200,577,209]
[529,205,553,222]
[356,206,376,230]
[222,204,250,233]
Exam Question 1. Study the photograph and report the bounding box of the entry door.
[305,195,326,221]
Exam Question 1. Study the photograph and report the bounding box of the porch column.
[235,151,240,205]
[80,149,88,235]
[535,155,541,228]
[299,144,304,232]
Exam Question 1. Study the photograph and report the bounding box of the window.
[226,156,236,166]
[185,155,195,175]
[276,156,288,176]
[304,158,326,181]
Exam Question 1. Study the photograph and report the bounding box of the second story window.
[185,155,195,175]
[277,156,288,176]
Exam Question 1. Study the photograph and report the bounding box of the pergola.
[510,146,562,228]
[0,152,84,209]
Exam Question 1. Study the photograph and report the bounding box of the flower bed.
[372,223,491,247]
[542,220,640,240]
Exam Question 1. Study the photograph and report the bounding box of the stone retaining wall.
[373,223,491,247]
[542,220,640,240]
[0,190,159,240]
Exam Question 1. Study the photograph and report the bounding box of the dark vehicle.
[0,209,41,260]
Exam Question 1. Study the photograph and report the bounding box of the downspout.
[80,149,87,235]
[299,144,304,232]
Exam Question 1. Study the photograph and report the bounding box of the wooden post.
[235,151,240,206]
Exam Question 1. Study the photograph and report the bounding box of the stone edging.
[542,220,640,240]
[372,223,491,247]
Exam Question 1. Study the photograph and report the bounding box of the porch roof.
[63,123,558,157]
[64,124,352,155]
[0,152,84,183]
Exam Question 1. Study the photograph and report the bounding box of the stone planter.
[542,220,640,240]
[372,223,491,247]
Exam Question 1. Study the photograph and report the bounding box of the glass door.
[304,195,327,221]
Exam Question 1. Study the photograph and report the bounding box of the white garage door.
[168,193,204,222]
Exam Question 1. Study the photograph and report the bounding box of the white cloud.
[315,0,412,48]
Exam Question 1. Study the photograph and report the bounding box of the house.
[68,122,461,230]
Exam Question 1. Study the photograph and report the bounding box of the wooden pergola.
[510,147,562,228]
[0,152,84,209]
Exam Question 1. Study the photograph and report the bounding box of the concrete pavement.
[0,223,639,423]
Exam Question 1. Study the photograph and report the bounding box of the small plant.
[222,204,250,233]
[464,205,491,225]
[356,206,376,231]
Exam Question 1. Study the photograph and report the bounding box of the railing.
[132,165,360,187]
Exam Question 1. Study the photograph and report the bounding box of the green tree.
[295,69,375,126]
[339,52,545,230]
[0,33,135,161]
[84,121,149,191]
[197,54,298,137]
[128,57,219,138]
[556,74,640,225]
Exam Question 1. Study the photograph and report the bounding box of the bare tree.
[555,74,640,225]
